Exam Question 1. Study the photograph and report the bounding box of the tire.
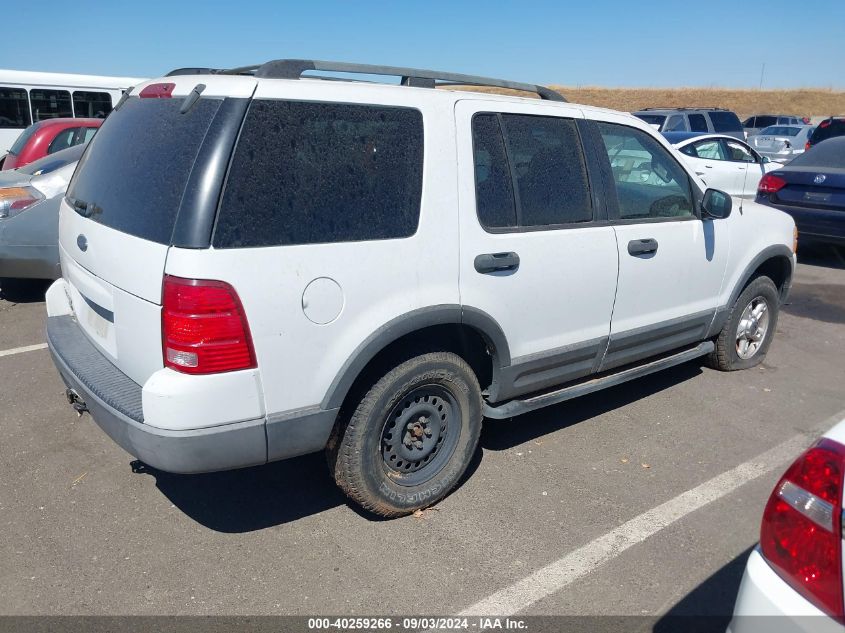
[327,352,483,518]
[707,275,780,371]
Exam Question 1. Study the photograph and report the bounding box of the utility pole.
[759,63,765,90]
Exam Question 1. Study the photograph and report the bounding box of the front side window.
[214,100,424,248]
[665,115,686,131]
[597,122,694,220]
[470,112,592,230]
[29,89,72,121]
[692,140,727,160]
[72,91,112,118]
[688,114,708,132]
[0,87,31,129]
[725,140,756,163]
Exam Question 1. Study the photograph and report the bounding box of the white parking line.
[459,432,812,616]
[0,343,48,358]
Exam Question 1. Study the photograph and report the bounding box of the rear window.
[214,100,424,248]
[761,126,801,137]
[709,111,742,133]
[810,119,845,145]
[67,96,222,245]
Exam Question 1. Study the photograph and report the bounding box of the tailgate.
[57,75,255,385]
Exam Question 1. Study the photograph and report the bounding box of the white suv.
[45,60,797,518]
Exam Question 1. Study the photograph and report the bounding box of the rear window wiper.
[67,197,102,218]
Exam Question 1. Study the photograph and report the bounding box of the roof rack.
[639,107,730,112]
[166,59,565,102]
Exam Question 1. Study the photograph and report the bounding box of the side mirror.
[702,188,732,219]
[761,156,771,164]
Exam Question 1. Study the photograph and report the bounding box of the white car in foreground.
[664,132,782,199]
[729,420,845,632]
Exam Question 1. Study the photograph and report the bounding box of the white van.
[0,69,144,165]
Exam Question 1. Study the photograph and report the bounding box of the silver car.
[0,144,84,280]
[748,124,815,164]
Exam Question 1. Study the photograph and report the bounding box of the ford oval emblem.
[814,174,827,184]
[76,234,88,252]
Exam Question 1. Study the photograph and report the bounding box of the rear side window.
[688,114,708,132]
[30,89,72,121]
[470,112,592,230]
[757,116,777,128]
[67,97,222,245]
[72,91,112,118]
[709,111,742,133]
[47,128,79,154]
[214,100,423,248]
[0,87,31,129]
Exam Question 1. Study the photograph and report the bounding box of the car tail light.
[760,438,845,618]
[139,83,175,98]
[758,173,787,195]
[161,275,256,375]
[806,141,812,151]
[0,186,44,218]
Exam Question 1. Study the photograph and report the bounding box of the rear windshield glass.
[67,96,221,245]
[791,138,845,167]
[760,126,801,137]
[9,122,40,155]
[214,100,423,248]
[709,111,742,132]
[810,119,845,145]
[634,114,666,127]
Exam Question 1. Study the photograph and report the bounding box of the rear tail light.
[806,141,812,151]
[0,186,44,218]
[760,438,845,618]
[139,83,175,98]
[758,173,787,195]
[162,275,256,375]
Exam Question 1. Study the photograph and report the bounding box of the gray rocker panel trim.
[321,305,511,411]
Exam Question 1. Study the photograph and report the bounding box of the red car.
[2,118,102,170]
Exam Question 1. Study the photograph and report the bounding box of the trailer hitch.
[65,388,88,417]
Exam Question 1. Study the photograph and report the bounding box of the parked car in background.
[807,117,845,150]
[728,418,845,631]
[0,69,144,166]
[756,137,845,246]
[742,114,805,138]
[44,59,795,518]
[0,143,84,280]
[665,132,781,198]
[748,125,815,164]
[632,108,745,139]
[2,118,100,170]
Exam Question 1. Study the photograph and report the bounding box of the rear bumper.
[757,198,845,245]
[46,312,338,474]
[727,549,839,633]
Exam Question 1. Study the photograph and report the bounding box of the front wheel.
[707,275,780,371]
[327,352,483,518]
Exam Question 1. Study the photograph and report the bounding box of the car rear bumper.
[757,199,845,245]
[727,549,840,633]
[46,311,338,474]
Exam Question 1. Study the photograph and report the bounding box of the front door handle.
[627,238,658,256]
[474,252,520,274]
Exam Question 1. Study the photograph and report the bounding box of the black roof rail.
[639,106,731,112]
[165,67,225,77]
[219,59,565,102]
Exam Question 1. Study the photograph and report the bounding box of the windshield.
[760,126,801,137]
[8,122,42,155]
[66,96,222,245]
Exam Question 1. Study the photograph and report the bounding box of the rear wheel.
[327,352,483,518]
[707,276,780,371]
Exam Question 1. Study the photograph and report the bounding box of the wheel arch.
[728,244,794,308]
[320,305,510,412]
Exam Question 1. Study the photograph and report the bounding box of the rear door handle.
[627,238,658,256]
[474,252,520,274]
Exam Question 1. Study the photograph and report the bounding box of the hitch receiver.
[65,388,88,417]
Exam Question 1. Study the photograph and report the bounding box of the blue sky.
[5,0,844,88]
